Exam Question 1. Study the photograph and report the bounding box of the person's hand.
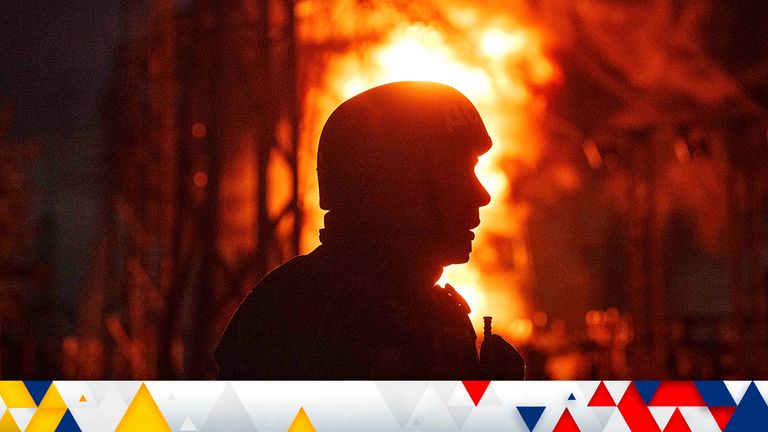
[479,334,525,380]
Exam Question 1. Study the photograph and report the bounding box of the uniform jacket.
[215,245,480,379]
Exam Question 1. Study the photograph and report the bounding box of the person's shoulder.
[428,284,471,314]
[216,250,329,353]
[266,249,324,280]
[234,248,331,314]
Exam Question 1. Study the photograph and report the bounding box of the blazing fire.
[300,4,559,339]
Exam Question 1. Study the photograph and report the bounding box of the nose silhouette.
[473,173,491,208]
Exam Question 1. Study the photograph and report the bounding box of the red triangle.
[462,381,491,406]
[618,382,661,432]
[650,382,706,406]
[709,406,736,431]
[663,408,692,432]
[588,381,616,407]
[553,407,580,432]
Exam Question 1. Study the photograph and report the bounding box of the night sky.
[1,0,121,326]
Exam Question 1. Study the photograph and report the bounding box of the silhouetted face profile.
[318,81,492,267]
[428,141,491,264]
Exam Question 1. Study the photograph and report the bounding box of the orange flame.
[302,7,559,338]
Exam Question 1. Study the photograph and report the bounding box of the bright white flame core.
[321,20,557,337]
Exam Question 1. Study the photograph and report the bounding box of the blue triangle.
[634,380,660,405]
[517,406,546,432]
[567,393,576,401]
[55,409,82,432]
[695,381,736,407]
[24,380,52,405]
[725,382,768,432]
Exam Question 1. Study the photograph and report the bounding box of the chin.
[439,241,473,265]
[452,253,471,265]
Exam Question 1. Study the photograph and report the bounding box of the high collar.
[318,214,443,294]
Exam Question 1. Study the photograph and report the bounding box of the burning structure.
[1,0,765,379]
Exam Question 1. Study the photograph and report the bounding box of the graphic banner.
[0,380,764,431]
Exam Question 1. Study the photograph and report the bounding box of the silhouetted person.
[215,81,524,379]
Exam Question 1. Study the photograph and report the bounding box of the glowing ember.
[191,122,207,139]
[303,8,558,337]
[193,170,208,188]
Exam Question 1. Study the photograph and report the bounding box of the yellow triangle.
[37,384,67,409]
[0,382,36,408]
[0,410,21,432]
[115,383,171,432]
[287,407,316,432]
[25,408,67,432]
[79,395,87,402]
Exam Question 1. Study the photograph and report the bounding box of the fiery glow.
[305,9,558,337]
[341,26,492,100]
[191,122,207,139]
[481,28,527,59]
[193,170,208,188]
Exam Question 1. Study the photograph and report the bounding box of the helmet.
[317,81,491,244]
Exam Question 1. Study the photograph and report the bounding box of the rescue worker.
[215,81,524,379]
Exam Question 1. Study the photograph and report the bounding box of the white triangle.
[0,394,6,411]
[679,407,721,432]
[649,406,675,430]
[754,382,768,405]
[9,408,36,430]
[405,383,455,431]
[86,382,111,404]
[479,386,501,406]
[446,385,473,406]
[69,406,99,432]
[200,383,255,432]
[98,385,128,411]
[568,404,602,432]
[577,381,600,403]
[447,405,472,428]
[589,406,615,428]
[88,385,129,432]
[604,381,631,403]
[431,382,459,405]
[180,416,197,431]
[375,382,429,429]
[115,382,142,405]
[603,408,630,432]
[725,381,751,405]
[144,382,226,431]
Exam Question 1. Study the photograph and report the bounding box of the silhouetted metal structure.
[92,0,300,378]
